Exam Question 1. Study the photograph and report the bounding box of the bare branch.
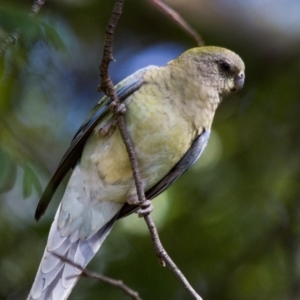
[30,0,46,15]
[0,30,20,58]
[149,0,204,46]
[0,0,46,58]
[98,0,123,94]
[143,215,203,299]
[98,1,203,299]
[52,253,142,300]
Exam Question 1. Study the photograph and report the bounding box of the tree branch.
[149,0,204,46]
[0,30,20,58]
[98,1,203,299]
[30,0,46,15]
[0,0,46,58]
[52,253,142,300]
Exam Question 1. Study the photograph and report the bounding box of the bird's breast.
[80,79,198,203]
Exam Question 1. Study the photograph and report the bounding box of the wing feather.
[34,67,155,220]
[117,130,210,219]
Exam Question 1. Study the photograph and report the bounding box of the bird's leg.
[126,194,140,205]
[99,102,127,137]
[98,119,117,137]
[127,194,153,217]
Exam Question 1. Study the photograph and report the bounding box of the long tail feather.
[28,206,117,300]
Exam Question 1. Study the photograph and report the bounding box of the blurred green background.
[1,0,300,299]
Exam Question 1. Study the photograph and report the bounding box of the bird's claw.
[110,102,126,115]
[137,200,153,218]
[115,103,126,114]
[126,196,153,217]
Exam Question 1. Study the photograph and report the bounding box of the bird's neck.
[168,66,221,134]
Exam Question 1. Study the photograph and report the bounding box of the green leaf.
[22,164,43,198]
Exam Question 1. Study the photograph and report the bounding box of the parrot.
[27,46,245,300]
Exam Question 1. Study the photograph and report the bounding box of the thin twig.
[97,0,123,94]
[0,0,46,58]
[98,1,203,299]
[97,1,146,201]
[143,215,202,299]
[149,0,204,46]
[30,0,46,15]
[0,30,20,58]
[52,253,142,300]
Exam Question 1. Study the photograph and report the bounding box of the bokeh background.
[1,0,300,299]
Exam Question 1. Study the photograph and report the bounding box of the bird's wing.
[35,67,155,220]
[117,130,210,219]
[29,67,156,299]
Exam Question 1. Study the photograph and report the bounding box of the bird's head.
[173,46,245,96]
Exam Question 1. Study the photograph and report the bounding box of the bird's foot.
[99,120,117,137]
[137,200,153,218]
[110,102,126,115]
[126,195,140,205]
[127,196,153,217]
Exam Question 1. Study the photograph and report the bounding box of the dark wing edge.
[117,129,211,219]
[34,79,144,221]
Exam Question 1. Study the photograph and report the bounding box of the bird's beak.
[234,72,245,91]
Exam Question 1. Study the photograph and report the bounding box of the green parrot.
[27,46,245,300]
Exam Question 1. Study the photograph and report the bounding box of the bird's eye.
[219,60,231,72]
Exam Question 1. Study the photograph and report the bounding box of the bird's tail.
[27,206,117,300]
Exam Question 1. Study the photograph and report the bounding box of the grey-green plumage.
[28,46,245,300]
